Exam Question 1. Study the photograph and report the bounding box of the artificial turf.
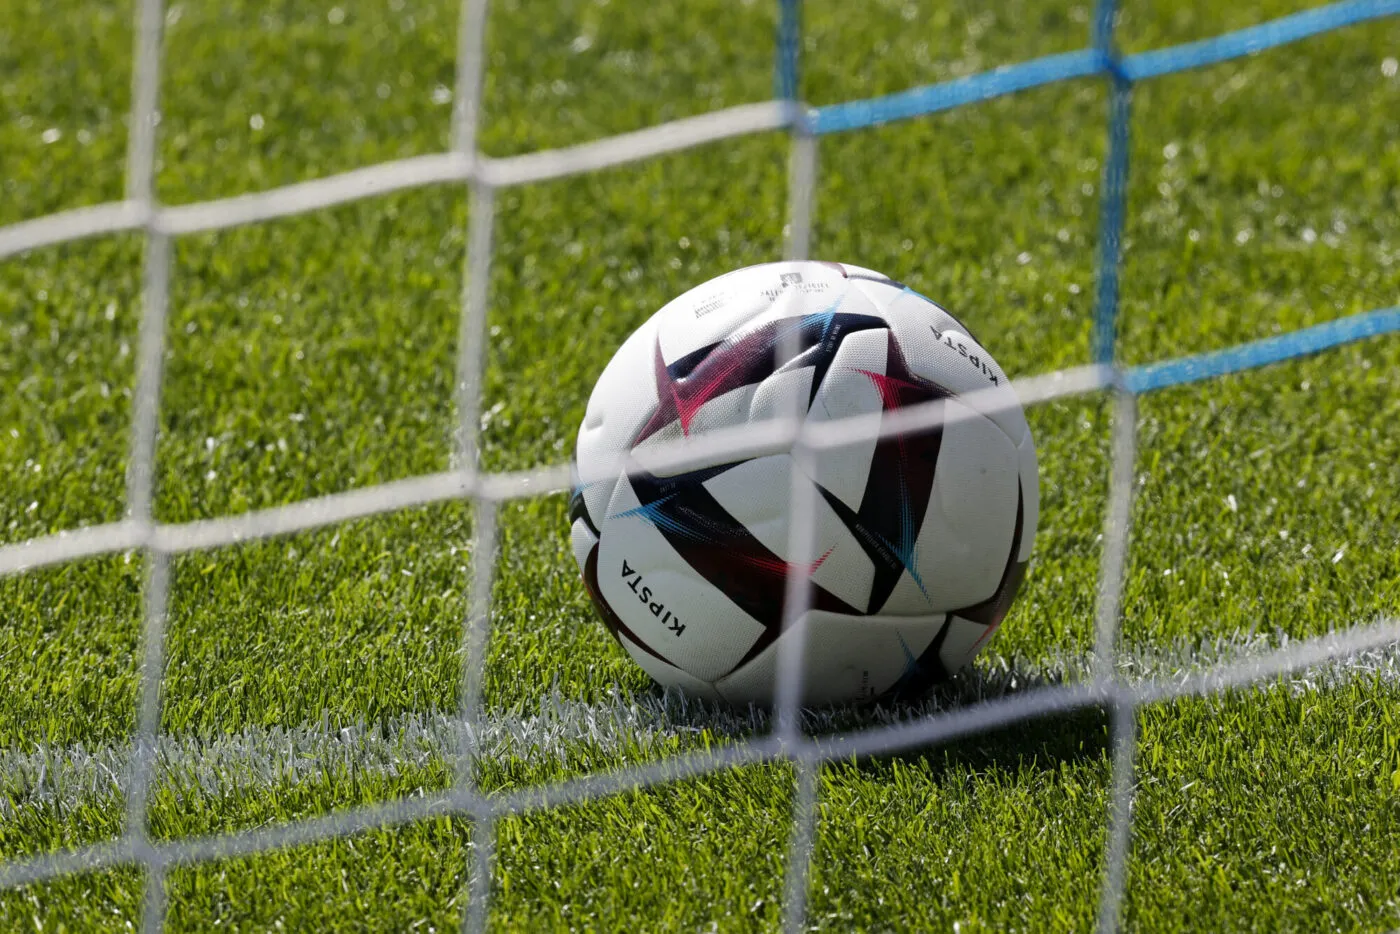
[2,0,1398,930]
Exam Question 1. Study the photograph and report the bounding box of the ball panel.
[713,610,948,706]
[596,475,767,681]
[569,517,597,574]
[930,399,1020,542]
[858,278,985,348]
[576,317,663,524]
[653,265,787,364]
[653,261,848,365]
[936,614,997,675]
[745,364,814,424]
[885,397,1019,615]
[875,285,1031,448]
[878,399,1011,629]
[879,562,942,618]
[636,363,813,453]
[802,326,889,513]
[632,290,894,477]
[664,381,762,444]
[616,631,723,702]
[700,454,877,613]
[947,487,1028,641]
[579,537,678,673]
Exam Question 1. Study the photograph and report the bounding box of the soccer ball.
[569,261,1037,705]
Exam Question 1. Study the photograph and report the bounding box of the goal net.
[1,0,1398,931]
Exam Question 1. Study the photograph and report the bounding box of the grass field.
[3,0,1400,930]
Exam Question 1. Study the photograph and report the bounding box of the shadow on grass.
[830,702,1112,783]
[637,654,1110,778]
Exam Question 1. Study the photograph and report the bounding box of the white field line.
[3,626,1397,820]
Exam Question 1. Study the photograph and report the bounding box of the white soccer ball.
[569,261,1037,705]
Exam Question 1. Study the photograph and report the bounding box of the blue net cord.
[1125,306,1400,393]
[1124,0,1400,80]
[1091,0,1130,365]
[776,0,802,102]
